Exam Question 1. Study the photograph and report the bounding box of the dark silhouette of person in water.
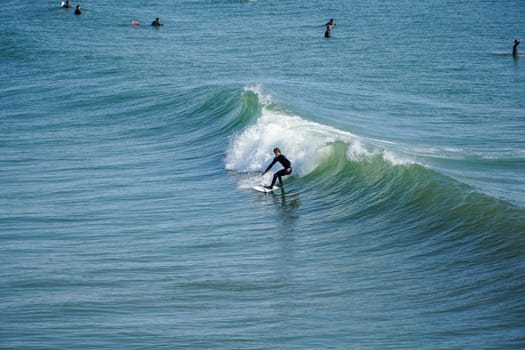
[262,147,292,189]
[74,5,81,15]
[151,18,164,27]
[324,24,332,38]
[62,0,71,8]
[513,39,521,57]
[324,18,335,38]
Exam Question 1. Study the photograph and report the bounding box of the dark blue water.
[1,0,524,349]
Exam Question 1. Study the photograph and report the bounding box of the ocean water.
[1,0,525,349]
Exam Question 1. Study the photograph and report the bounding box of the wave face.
[225,87,523,233]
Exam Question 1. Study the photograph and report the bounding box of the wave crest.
[225,92,416,177]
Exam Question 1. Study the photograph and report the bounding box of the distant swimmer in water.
[513,38,521,57]
[324,24,332,38]
[61,0,71,8]
[74,4,81,15]
[262,147,292,189]
[151,18,164,27]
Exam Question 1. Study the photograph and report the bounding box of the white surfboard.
[253,184,278,193]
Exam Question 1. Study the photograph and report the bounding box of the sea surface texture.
[1,0,524,349]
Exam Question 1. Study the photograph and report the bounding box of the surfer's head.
[273,147,281,156]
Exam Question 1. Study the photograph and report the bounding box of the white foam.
[225,104,415,176]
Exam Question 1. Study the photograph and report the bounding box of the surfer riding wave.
[262,147,292,189]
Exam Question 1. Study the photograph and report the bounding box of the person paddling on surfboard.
[262,147,292,189]
[513,38,522,57]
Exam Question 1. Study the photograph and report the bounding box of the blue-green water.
[2,0,525,349]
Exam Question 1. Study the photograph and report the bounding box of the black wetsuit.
[513,40,520,56]
[265,154,292,187]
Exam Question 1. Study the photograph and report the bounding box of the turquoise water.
[2,0,525,349]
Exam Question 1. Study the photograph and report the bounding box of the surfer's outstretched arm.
[262,158,278,175]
